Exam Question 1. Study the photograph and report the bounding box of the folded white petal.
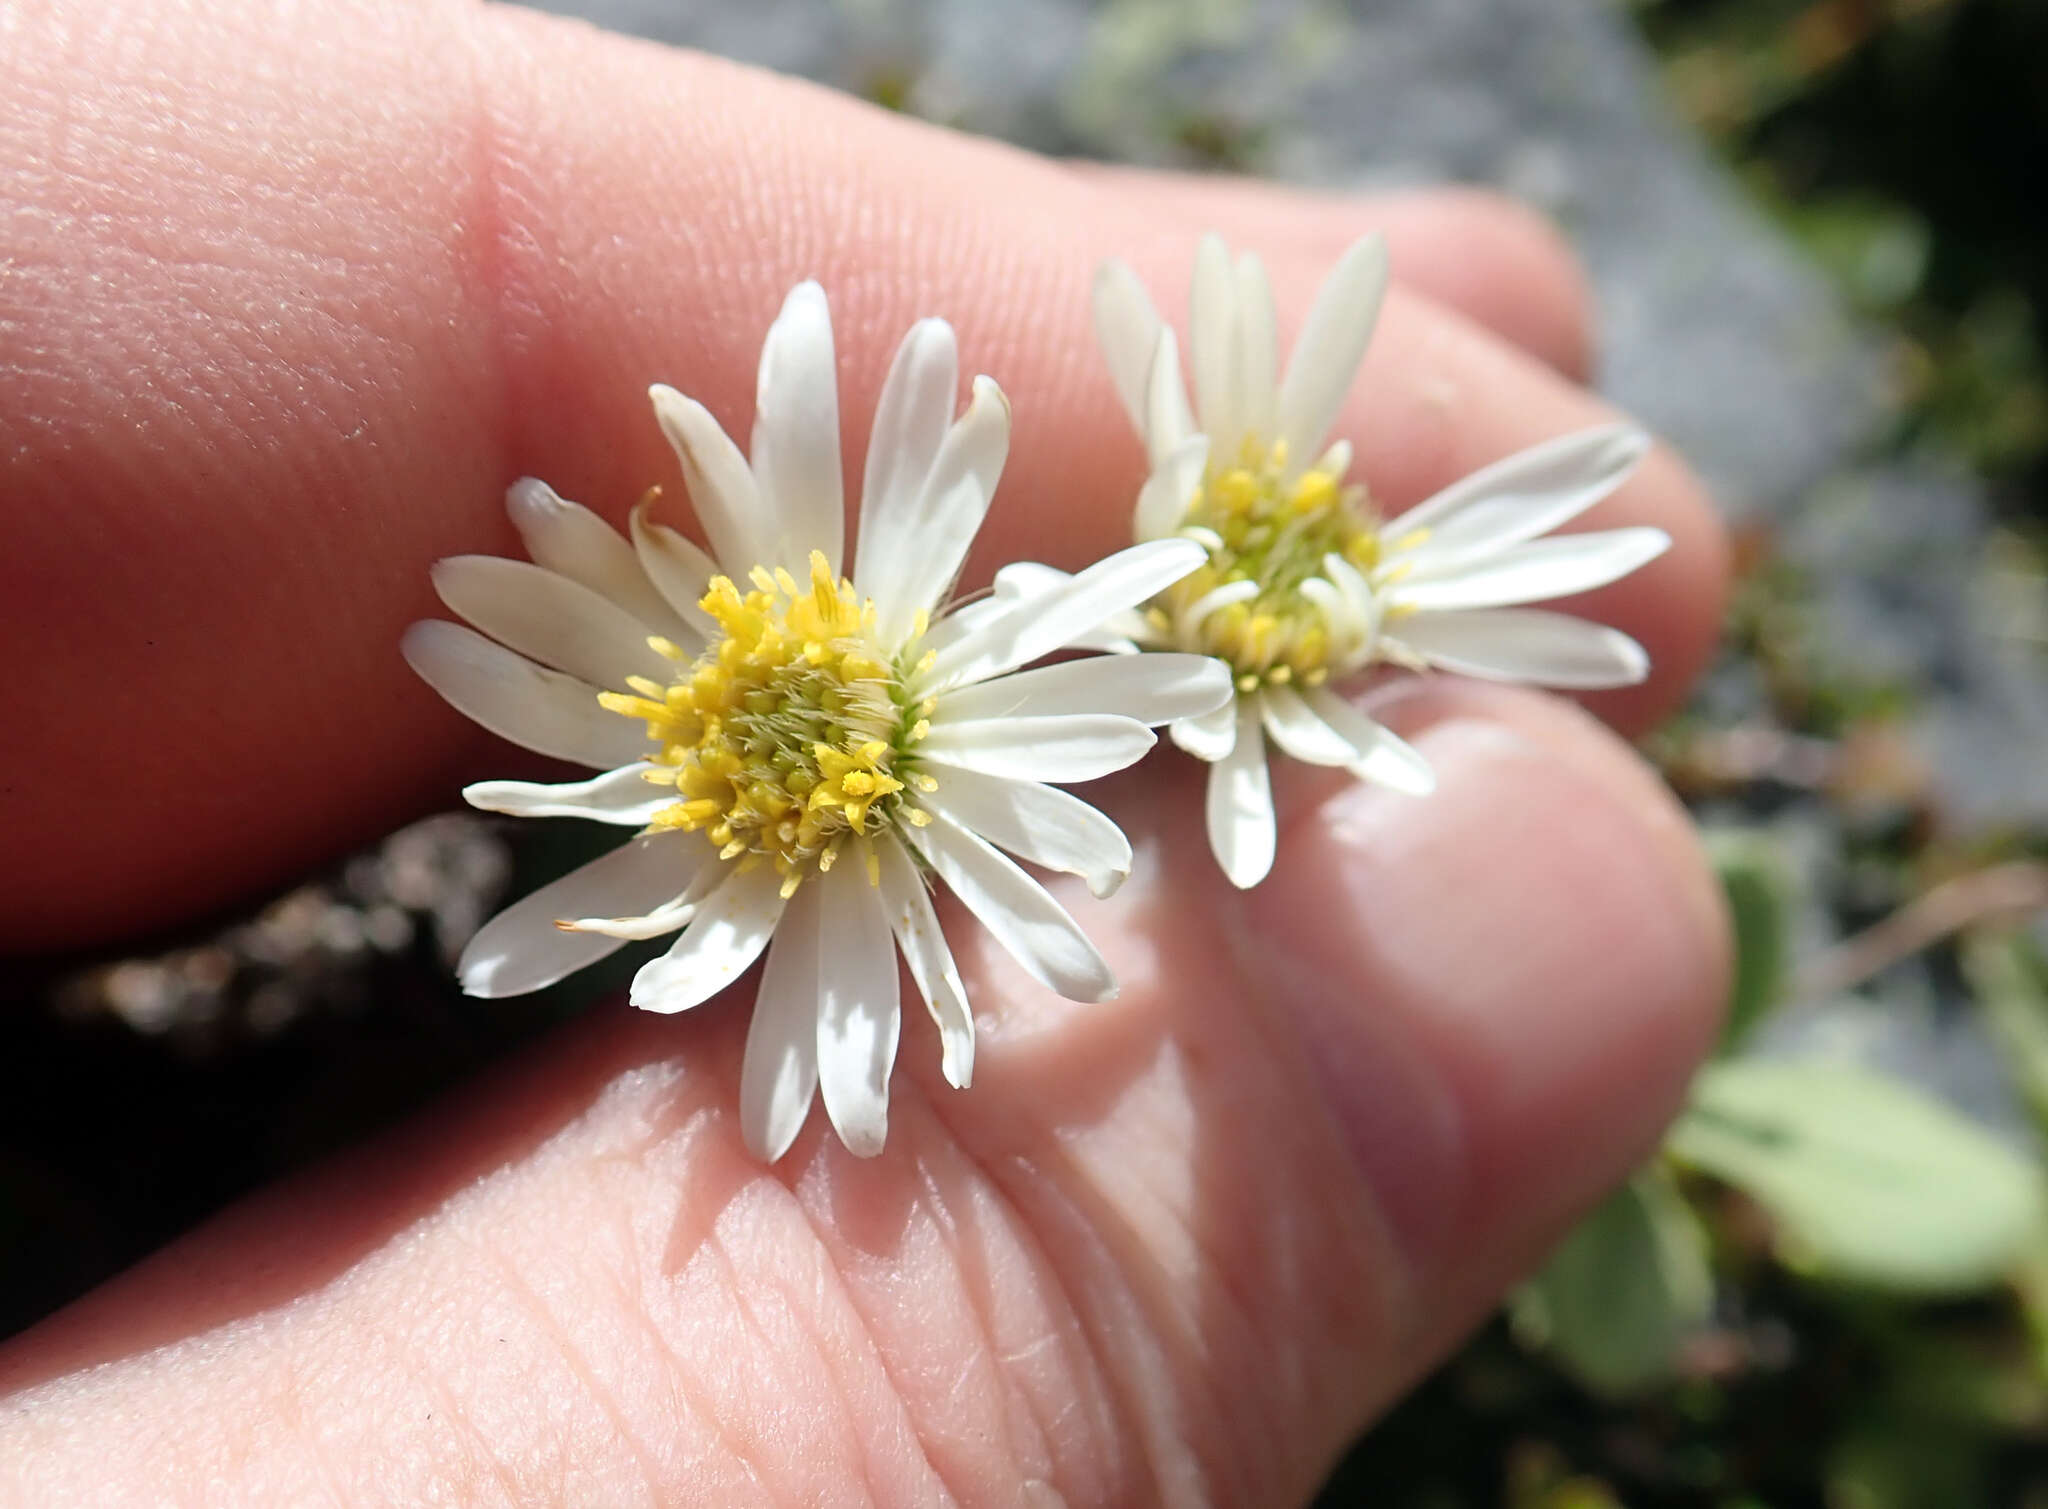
[1145,325,1198,469]
[1190,233,1241,454]
[457,831,697,997]
[1392,608,1651,688]
[649,383,772,577]
[875,835,975,1089]
[749,280,844,576]
[1303,686,1437,795]
[1393,425,1651,561]
[1257,684,1361,767]
[1235,250,1279,444]
[909,809,1117,1004]
[559,844,722,939]
[920,766,1133,898]
[628,864,787,1014]
[740,881,822,1162]
[1276,233,1388,466]
[919,714,1156,783]
[403,621,649,770]
[814,858,901,1158]
[628,503,721,640]
[505,478,690,639]
[1134,434,1210,541]
[869,377,1009,644]
[854,318,959,614]
[936,651,1231,728]
[1388,527,1671,612]
[917,538,1206,694]
[1207,703,1276,889]
[1169,697,1239,762]
[463,763,673,826]
[1092,258,1164,442]
[431,555,673,689]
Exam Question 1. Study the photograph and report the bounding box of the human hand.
[0,1,1729,1502]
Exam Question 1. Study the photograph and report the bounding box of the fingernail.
[1241,712,1724,1282]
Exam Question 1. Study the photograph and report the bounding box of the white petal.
[1302,686,1437,795]
[1235,251,1279,444]
[815,858,901,1158]
[992,563,1153,652]
[1092,258,1164,439]
[1389,527,1671,612]
[917,538,1206,694]
[1257,685,1361,767]
[867,377,1009,644]
[919,766,1134,898]
[854,318,958,611]
[457,831,697,997]
[1169,696,1239,763]
[1134,434,1210,541]
[649,383,772,576]
[908,809,1117,1003]
[402,620,648,770]
[1392,608,1651,688]
[1189,233,1240,452]
[1207,703,1276,889]
[505,478,690,639]
[628,503,721,640]
[559,842,723,938]
[628,864,787,1014]
[1394,425,1651,557]
[750,280,844,576]
[463,763,674,826]
[936,651,1230,727]
[431,555,673,689]
[875,836,974,1089]
[919,714,1156,783]
[740,880,822,1162]
[1277,233,1388,465]
[1145,325,1198,469]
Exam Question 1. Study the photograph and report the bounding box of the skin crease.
[0,1,1731,1505]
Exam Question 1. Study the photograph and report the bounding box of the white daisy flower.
[404,282,1229,1160]
[1092,233,1670,888]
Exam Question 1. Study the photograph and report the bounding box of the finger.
[1065,167,1597,381]
[0,683,1725,1505]
[0,0,1723,950]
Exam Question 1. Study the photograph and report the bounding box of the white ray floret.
[1093,233,1671,888]
[406,282,1229,1160]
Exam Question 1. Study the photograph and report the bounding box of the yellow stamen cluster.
[1152,438,1382,692]
[600,551,933,895]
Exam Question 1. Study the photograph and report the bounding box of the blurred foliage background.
[3,0,2047,1505]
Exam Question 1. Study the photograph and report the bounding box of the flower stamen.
[600,550,923,889]
[1153,440,1381,689]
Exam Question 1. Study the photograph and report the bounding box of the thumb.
[0,681,1726,1505]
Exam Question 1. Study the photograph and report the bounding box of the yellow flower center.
[600,551,934,895]
[1151,438,1382,692]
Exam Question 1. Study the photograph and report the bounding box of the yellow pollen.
[1155,438,1382,692]
[605,548,924,889]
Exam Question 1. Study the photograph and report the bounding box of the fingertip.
[1381,187,1598,383]
[1244,686,1727,1283]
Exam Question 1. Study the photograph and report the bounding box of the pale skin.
[0,2,1732,1504]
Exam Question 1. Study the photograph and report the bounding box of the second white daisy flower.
[1093,233,1669,888]
[406,282,1229,1160]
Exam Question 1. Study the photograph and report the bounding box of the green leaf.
[1706,831,1793,1052]
[1669,1059,2047,1294]
[1511,1166,1714,1396]
[1963,931,2048,1134]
